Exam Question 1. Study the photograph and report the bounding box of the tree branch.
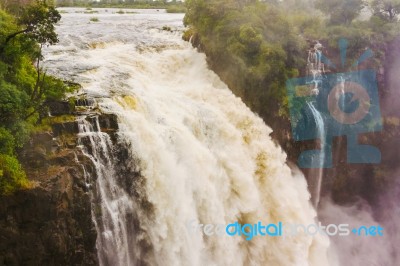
[31,44,43,101]
[0,28,29,54]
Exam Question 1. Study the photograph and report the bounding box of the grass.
[90,17,99,22]
[166,5,186,13]
[32,115,77,133]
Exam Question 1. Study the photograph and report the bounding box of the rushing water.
[305,43,326,209]
[44,8,331,266]
[306,102,325,208]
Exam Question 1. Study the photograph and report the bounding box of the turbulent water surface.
[44,8,331,266]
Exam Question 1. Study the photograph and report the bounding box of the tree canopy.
[371,0,400,21]
[315,0,365,25]
[183,0,400,146]
[0,1,74,194]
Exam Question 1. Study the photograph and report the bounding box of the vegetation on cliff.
[183,0,400,204]
[0,1,76,194]
[184,1,305,124]
[184,0,399,129]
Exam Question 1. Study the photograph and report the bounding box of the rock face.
[0,152,97,266]
[0,104,119,266]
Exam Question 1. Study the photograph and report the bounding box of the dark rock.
[0,151,98,265]
[52,121,79,137]
[0,97,128,266]
[1,126,99,265]
[75,98,96,107]
[21,145,48,169]
[47,101,72,116]
[34,132,54,143]
[98,114,119,132]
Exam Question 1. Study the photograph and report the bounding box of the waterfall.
[78,116,136,265]
[44,8,331,266]
[304,41,327,208]
[307,102,326,208]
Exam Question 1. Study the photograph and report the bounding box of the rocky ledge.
[0,100,118,266]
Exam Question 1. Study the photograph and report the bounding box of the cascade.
[44,9,330,266]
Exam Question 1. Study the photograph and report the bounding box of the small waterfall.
[307,41,324,96]
[77,116,147,266]
[306,41,327,208]
[307,102,326,208]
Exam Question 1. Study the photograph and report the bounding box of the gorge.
[1,5,399,266]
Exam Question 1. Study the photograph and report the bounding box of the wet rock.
[0,148,98,266]
[98,114,118,132]
[52,121,79,137]
[0,96,125,266]
[47,101,72,116]
[0,108,101,265]
[34,132,54,143]
[86,114,119,133]
[75,98,96,107]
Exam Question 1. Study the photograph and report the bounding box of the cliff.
[0,100,118,266]
[185,31,400,210]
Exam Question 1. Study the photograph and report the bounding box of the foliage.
[315,0,365,25]
[18,1,61,45]
[184,0,306,126]
[0,1,75,194]
[184,0,400,207]
[0,0,61,54]
[166,5,186,13]
[0,127,15,155]
[371,0,400,21]
[183,0,400,145]
[0,154,29,195]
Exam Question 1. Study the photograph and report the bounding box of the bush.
[0,3,76,194]
[166,5,186,13]
[183,0,399,135]
[0,128,15,155]
[0,154,29,195]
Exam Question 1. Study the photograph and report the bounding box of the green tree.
[0,0,61,54]
[315,0,365,24]
[371,0,400,21]
[0,154,29,194]
[184,0,305,127]
[0,2,74,194]
[1,1,66,120]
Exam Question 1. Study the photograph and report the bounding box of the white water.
[307,102,325,208]
[306,43,326,208]
[44,8,331,266]
[78,116,141,265]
